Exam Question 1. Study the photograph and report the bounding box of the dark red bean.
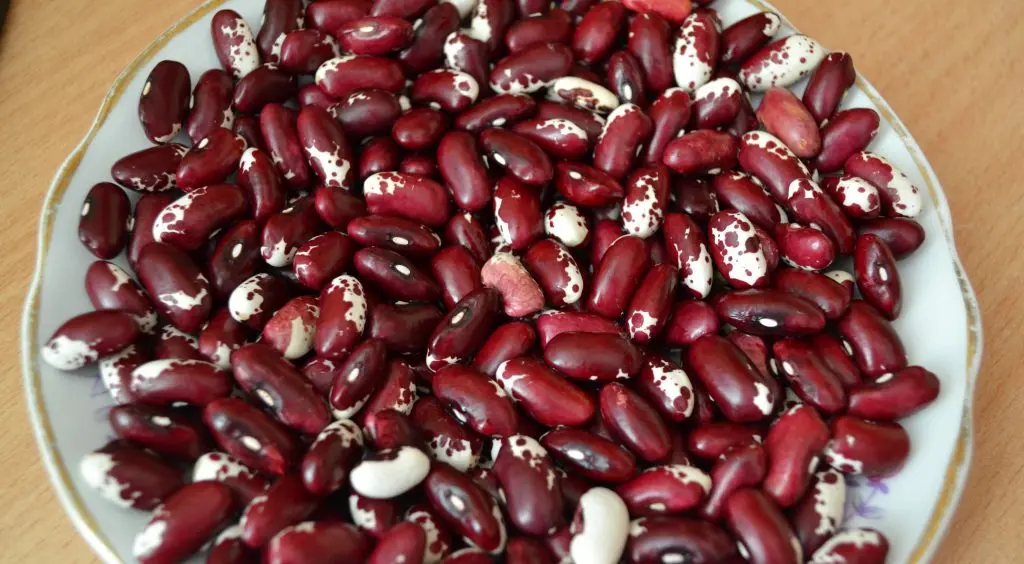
[111,144,187,193]
[815,108,880,173]
[738,130,811,202]
[279,30,340,74]
[587,235,649,318]
[425,464,507,552]
[413,69,481,114]
[429,246,481,309]
[412,396,484,471]
[354,247,441,301]
[232,343,330,434]
[331,89,403,139]
[260,298,318,359]
[757,86,822,158]
[803,52,856,125]
[266,521,370,563]
[260,104,309,190]
[506,10,573,53]
[762,404,830,508]
[845,151,923,218]
[186,69,235,145]
[811,529,890,562]
[313,273,367,359]
[594,103,653,180]
[240,475,320,549]
[368,521,428,564]
[471,323,535,378]
[490,43,574,96]
[256,0,305,63]
[368,301,445,356]
[392,107,449,151]
[298,83,334,110]
[298,105,356,191]
[624,264,676,343]
[572,0,625,64]
[534,310,623,347]
[626,13,674,95]
[720,11,781,65]
[211,10,260,79]
[626,517,738,563]
[290,231,354,291]
[152,326,201,361]
[427,288,502,370]
[364,171,451,227]
[198,308,248,370]
[692,77,743,130]
[79,441,182,510]
[854,233,902,320]
[262,196,328,266]
[132,482,235,563]
[713,289,826,337]
[480,128,553,187]
[204,397,303,476]
[437,132,491,212]
[711,170,780,231]
[232,64,297,114]
[138,60,190,144]
[136,242,212,333]
[85,261,157,334]
[78,182,130,260]
[661,300,718,347]
[854,214,925,256]
[724,489,802,564]
[432,364,518,437]
[687,335,776,422]
[541,428,637,482]
[700,442,767,520]
[493,435,565,536]
[336,16,414,56]
[233,113,266,152]
[848,365,940,420]
[108,405,209,462]
[790,468,846,555]
[192,451,269,504]
[456,93,537,132]
[176,128,246,191]
[641,88,690,166]
[543,331,642,382]
[301,419,364,495]
[236,149,285,221]
[204,221,259,302]
[316,55,405,99]
[399,3,462,74]
[687,422,763,461]
[824,416,910,477]
[599,382,671,462]
[663,130,737,175]
[152,184,248,252]
[836,301,907,378]
[307,0,371,32]
[495,357,594,427]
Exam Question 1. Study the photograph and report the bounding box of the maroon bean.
[152,325,201,361]
[626,13,673,95]
[313,273,367,359]
[661,300,717,347]
[785,178,856,255]
[545,76,620,115]
[479,128,553,187]
[262,196,328,266]
[534,309,623,347]
[640,88,691,167]
[490,43,574,96]
[315,55,405,99]
[505,10,572,53]
[535,101,604,142]
[572,1,626,63]
[617,463,711,518]
[758,87,820,160]
[456,93,537,132]
[824,416,910,477]
[330,89,403,139]
[543,331,642,382]
[348,216,438,258]
[335,16,414,56]
[623,264,676,343]
[600,382,671,462]
[138,60,190,144]
[176,128,247,191]
[232,64,298,113]
[392,107,449,151]
[443,30,491,94]
[806,333,860,389]
[298,419,364,496]
[673,177,720,224]
[368,521,428,564]
[77,182,130,260]
[349,494,400,537]
[278,31,339,74]
[232,343,330,434]
[432,364,518,437]
[256,0,304,62]
[259,104,309,190]
[495,357,594,427]
[857,217,926,259]
[412,70,480,115]
[85,261,157,334]
[471,324,535,378]
[720,11,781,66]
[687,422,762,461]
[521,239,583,307]
[355,247,441,301]
[811,529,890,563]
[775,223,836,271]
[626,516,738,563]
[132,482,235,563]
[267,521,371,563]
[542,429,636,482]
[819,173,881,219]
[815,108,880,173]
[848,365,940,420]
[400,3,462,74]
[707,210,769,289]
[552,163,623,209]
[407,504,456,561]
[364,171,451,227]
[300,356,342,396]
[204,221,260,301]
[152,184,248,252]
[688,335,776,422]
[774,269,850,320]
[506,537,555,564]
[236,150,285,222]
[714,289,826,337]
[365,409,423,450]
[724,489,802,564]
[197,308,247,370]
[127,358,230,408]
[355,360,416,422]
[803,52,857,126]
[697,442,767,520]
[239,476,319,550]
[211,10,260,79]
[587,235,649,318]
[737,130,810,202]
[79,441,182,510]
[108,404,209,462]
[442,214,490,265]
[427,247,480,310]
[727,91,759,137]
[136,242,212,333]
[593,104,653,180]
[836,301,907,378]
[290,232,353,291]
[855,233,902,320]
[711,171,780,231]
[370,0,434,18]
[761,405,829,508]
[511,119,589,162]
[660,213,711,299]
[436,132,490,213]
[425,464,507,553]
[234,114,266,153]
[412,396,484,471]
[691,77,743,130]
[298,105,355,191]
[191,452,269,505]
[427,288,501,369]
[632,355,692,423]
[111,144,187,194]
[307,0,370,31]
[492,435,565,536]
[324,339,386,419]
[491,177,541,252]
[663,130,737,175]
[298,83,334,110]
[185,70,234,146]
[204,397,303,476]
[622,0,691,23]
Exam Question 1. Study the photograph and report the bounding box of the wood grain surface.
[0,0,1020,561]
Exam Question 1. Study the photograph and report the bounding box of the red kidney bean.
[640,89,690,167]
[465,321,530,376]
[299,83,334,110]
[545,76,621,115]
[720,11,781,66]
[400,3,462,74]
[572,1,625,64]
[714,289,827,337]
[290,232,354,291]
[688,335,776,422]
[663,130,738,175]
[815,109,880,173]
[79,442,182,510]
[234,114,266,153]
[227,273,291,331]
[687,422,762,461]
[233,342,330,433]
[335,16,414,56]
[152,325,201,361]
[211,10,260,79]
[357,139,402,181]
[848,365,940,420]
[552,163,622,209]
[626,13,673,95]
[331,90,403,139]
[617,463,711,518]
[624,264,675,342]
[757,86,822,158]
[111,144,186,194]
[235,150,285,222]
[413,70,480,114]
[496,355,596,428]
[355,246,441,301]
[707,210,769,289]
[854,233,902,320]
[316,55,405,99]
[131,482,235,563]
[197,308,247,370]
[739,34,825,92]
[803,334,858,390]
[505,10,572,53]
[307,0,371,31]
[128,358,229,407]
[314,188,366,232]
[138,60,190,144]
[836,301,907,378]
[444,212,490,264]
[233,64,298,113]
[626,516,739,563]
[659,300,716,348]
[521,239,582,307]
[256,0,304,63]
[359,359,419,420]
[392,107,450,150]
[267,521,370,563]
[511,120,589,163]
[428,247,480,310]
[436,133,490,213]
[192,451,269,504]
[301,356,343,396]
[506,537,555,564]
[824,416,910,477]
[691,77,742,129]
[427,288,502,370]
[492,435,565,536]
[479,252,545,317]
[401,157,437,181]
[820,174,881,219]
[761,405,829,508]
[724,489,802,563]
[313,273,367,359]
[371,0,434,18]
[479,128,552,187]
[711,171,780,230]
[364,171,451,227]
[535,101,604,141]
[674,176,720,224]
[176,128,247,191]
[660,213,711,299]
[568,487,630,562]
[811,528,890,562]
[408,503,456,562]
[803,52,857,125]
[444,30,490,90]
[299,419,364,496]
[109,404,209,462]
[491,177,541,252]
[185,69,234,145]
[534,310,623,347]
[456,93,538,132]
[349,216,439,259]
[432,364,518,437]
[737,130,810,201]
[263,196,328,266]
[205,222,259,302]
[365,409,423,450]
[412,396,484,471]
[543,429,637,482]
[442,548,494,563]
[593,104,653,180]
[773,269,848,321]
[279,30,340,74]
[136,242,212,333]
[858,217,926,260]
[622,0,692,22]
[775,223,836,271]
[297,106,355,191]
[240,476,319,550]
[260,104,309,190]
[152,184,248,252]
[698,442,767,520]
[326,339,387,419]
[350,446,432,499]
[789,469,846,555]
[77,183,130,261]
[368,521,429,564]
[425,463,507,553]
[587,235,649,318]
[543,331,642,382]
[85,261,157,333]
[672,10,719,93]
[348,493,400,538]
[785,178,856,254]
[490,43,573,96]
[600,382,671,462]
[204,397,302,475]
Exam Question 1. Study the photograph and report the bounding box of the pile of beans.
[46,0,940,561]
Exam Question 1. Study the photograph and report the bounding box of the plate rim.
[19,0,984,562]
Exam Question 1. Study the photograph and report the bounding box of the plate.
[20,0,983,561]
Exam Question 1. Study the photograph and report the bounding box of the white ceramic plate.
[21,0,982,562]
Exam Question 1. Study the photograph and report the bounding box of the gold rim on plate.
[20,0,983,562]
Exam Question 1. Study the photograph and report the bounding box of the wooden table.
[0,0,1020,561]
